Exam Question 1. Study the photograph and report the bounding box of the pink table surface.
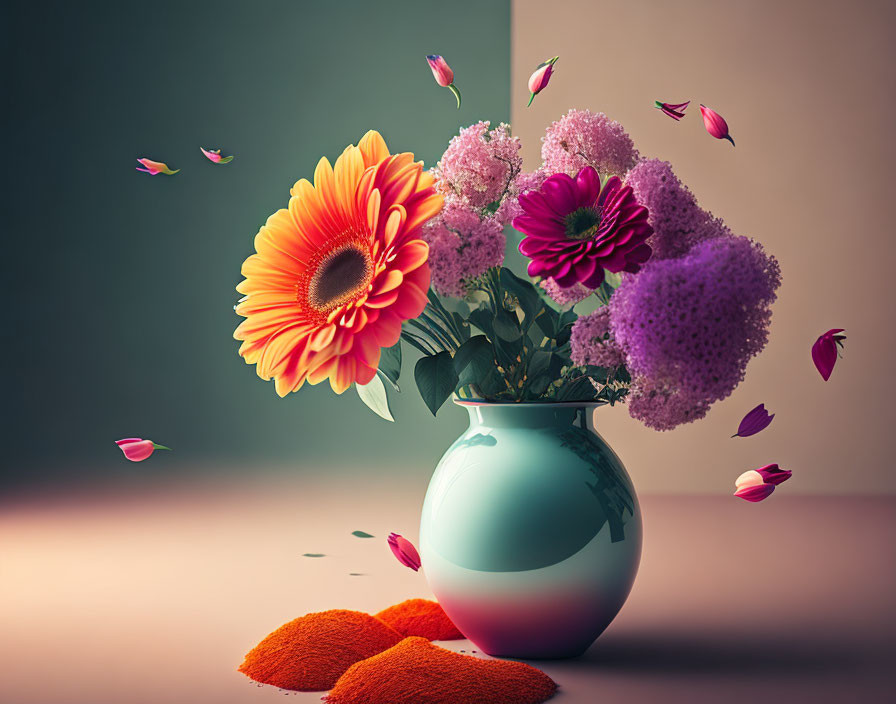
[1,472,894,703]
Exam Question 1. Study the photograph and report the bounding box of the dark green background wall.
[3,0,510,488]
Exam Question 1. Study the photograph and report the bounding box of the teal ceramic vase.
[419,400,641,659]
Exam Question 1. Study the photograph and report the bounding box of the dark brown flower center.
[307,245,372,311]
[564,206,600,240]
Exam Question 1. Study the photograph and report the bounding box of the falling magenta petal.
[655,99,690,121]
[388,532,421,571]
[732,403,774,437]
[699,105,735,146]
[812,328,846,381]
[734,483,775,502]
[755,463,792,486]
[734,464,791,502]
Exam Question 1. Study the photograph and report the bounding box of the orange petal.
[404,192,444,234]
[383,205,407,249]
[308,323,337,351]
[370,269,404,296]
[365,289,400,309]
[334,145,365,219]
[392,240,429,274]
[358,130,390,168]
[366,187,381,235]
[371,309,403,347]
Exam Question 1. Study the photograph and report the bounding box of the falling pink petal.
[200,147,234,164]
[136,158,179,175]
[655,99,690,120]
[732,403,774,437]
[699,105,735,145]
[527,56,558,107]
[388,532,421,571]
[115,437,171,462]
[812,329,846,381]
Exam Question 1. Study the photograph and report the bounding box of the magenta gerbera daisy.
[513,166,653,288]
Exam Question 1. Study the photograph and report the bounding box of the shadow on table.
[541,630,872,677]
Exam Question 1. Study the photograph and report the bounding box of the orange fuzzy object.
[324,636,557,704]
[375,598,465,640]
[238,609,403,691]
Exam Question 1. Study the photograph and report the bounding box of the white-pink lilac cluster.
[539,277,594,306]
[569,308,626,368]
[420,200,505,298]
[541,109,640,178]
[431,121,522,210]
[494,169,548,225]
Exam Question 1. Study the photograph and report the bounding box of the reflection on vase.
[420,401,641,659]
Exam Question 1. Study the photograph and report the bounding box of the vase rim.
[453,398,606,409]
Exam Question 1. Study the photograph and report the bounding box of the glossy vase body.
[420,402,641,659]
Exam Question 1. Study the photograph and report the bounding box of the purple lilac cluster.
[432,121,522,210]
[541,109,640,179]
[420,200,505,298]
[570,308,626,368]
[625,159,731,260]
[609,236,781,430]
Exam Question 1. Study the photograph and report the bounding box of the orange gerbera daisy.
[234,131,443,396]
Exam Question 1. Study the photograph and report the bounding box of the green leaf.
[351,530,374,538]
[500,268,540,327]
[454,335,496,388]
[493,307,522,341]
[378,341,402,391]
[356,375,394,422]
[468,306,495,339]
[415,351,459,416]
[302,553,326,558]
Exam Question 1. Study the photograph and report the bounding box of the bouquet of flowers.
[233,110,780,431]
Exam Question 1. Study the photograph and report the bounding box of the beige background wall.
[512,0,896,493]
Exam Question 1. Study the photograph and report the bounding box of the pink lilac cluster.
[420,200,505,298]
[625,159,731,260]
[570,308,626,368]
[494,169,547,224]
[542,109,640,179]
[609,236,781,430]
[539,277,594,306]
[432,121,522,210]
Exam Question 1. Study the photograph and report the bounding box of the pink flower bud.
[734,463,791,502]
[811,328,846,381]
[135,158,179,175]
[200,147,234,164]
[388,532,421,571]
[425,55,461,109]
[699,105,735,146]
[426,55,454,87]
[115,437,171,462]
[527,56,559,107]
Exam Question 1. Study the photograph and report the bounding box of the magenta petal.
[756,463,791,486]
[734,484,775,502]
[811,336,838,381]
[733,403,775,437]
[388,532,421,571]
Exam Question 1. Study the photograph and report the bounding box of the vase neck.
[460,403,597,430]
